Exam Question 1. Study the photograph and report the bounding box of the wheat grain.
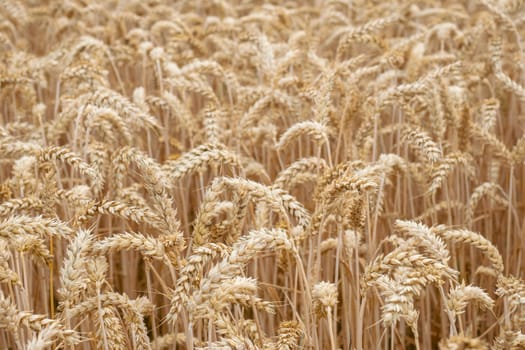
[2,1,525,349]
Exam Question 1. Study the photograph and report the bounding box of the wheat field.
[1,0,525,349]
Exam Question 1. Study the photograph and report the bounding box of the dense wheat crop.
[1,0,525,349]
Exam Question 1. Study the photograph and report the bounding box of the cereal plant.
[1,0,525,349]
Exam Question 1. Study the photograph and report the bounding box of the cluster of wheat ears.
[2,0,525,349]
